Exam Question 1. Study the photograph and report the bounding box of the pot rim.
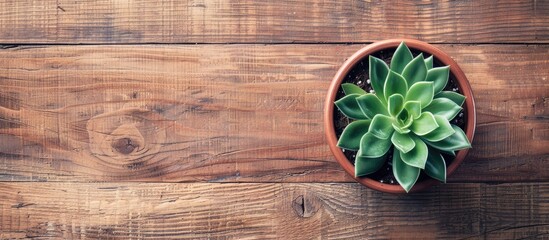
[324,39,476,193]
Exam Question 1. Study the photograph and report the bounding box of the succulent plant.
[335,42,471,192]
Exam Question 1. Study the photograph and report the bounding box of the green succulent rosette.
[335,42,471,192]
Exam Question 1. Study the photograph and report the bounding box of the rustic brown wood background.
[0,0,547,239]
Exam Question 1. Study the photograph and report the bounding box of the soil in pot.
[333,48,467,185]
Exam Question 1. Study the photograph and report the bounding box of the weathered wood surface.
[0,44,547,183]
[0,0,547,44]
[0,182,548,239]
[1,0,547,239]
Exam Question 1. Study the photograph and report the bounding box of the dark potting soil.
[333,48,467,184]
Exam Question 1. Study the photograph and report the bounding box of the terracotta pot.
[324,39,476,193]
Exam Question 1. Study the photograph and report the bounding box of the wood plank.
[1,182,548,239]
[0,0,547,44]
[0,44,547,183]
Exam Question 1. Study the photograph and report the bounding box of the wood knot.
[292,195,319,218]
[112,137,139,155]
[86,108,167,166]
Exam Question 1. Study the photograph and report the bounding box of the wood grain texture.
[1,182,548,239]
[0,44,547,183]
[0,0,547,44]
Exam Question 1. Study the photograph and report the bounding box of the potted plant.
[324,39,476,193]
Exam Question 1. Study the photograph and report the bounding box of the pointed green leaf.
[425,66,450,94]
[423,98,462,121]
[424,125,472,152]
[399,110,414,129]
[422,115,456,142]
[384,70,408,100]
[356,93,389,119]
[369,114,394,139]
[403,101,421,119]
[388,94,404,117]
[393,148,420,193]
[394,108,414,131]
[392,123,411,134]
[337,120,371,150]
[410,112,439,136]
[424,55,433,70]
[360,132,392,158]
[402,53,427,86]
[335,94,367,119]
[342,83,367,95]
[390,42,414,74]
[355,153,386,177]
[436,91,466,107]
[425,150,446,182]
[406,82,434,109]
[400,135,428,169]
[391,131,415,153]
[369,56,389,101]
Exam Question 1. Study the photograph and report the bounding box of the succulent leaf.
[356,93,389,119]
[436,91,466,107]
[406,82,434,109]
[390,42,414,74]
[423,98,462,121]
[369,56,389,101]
[397,110,414,129]
[402,53,428,86]
[342,83,367,95]
[393,108,414,134]
[392,122,411,134]
[422,115,456,142]
[424,55,433,70]
[337,120,371,150]
[355,150,386,177]
[425,66,450,94]
[424,125,471,152]
[369,115,394,139]
[384,70,408,101]
[400,135,428,169]
[360,132,392,158]
[410,112,439,136]
[335,93,368,119]
[403,101,421,119]
[391,131,416,153]
[393,148,420,193]
[388,94,405,117]
[425,150,447,182]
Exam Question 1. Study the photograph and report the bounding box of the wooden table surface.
[0,1,548,239]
